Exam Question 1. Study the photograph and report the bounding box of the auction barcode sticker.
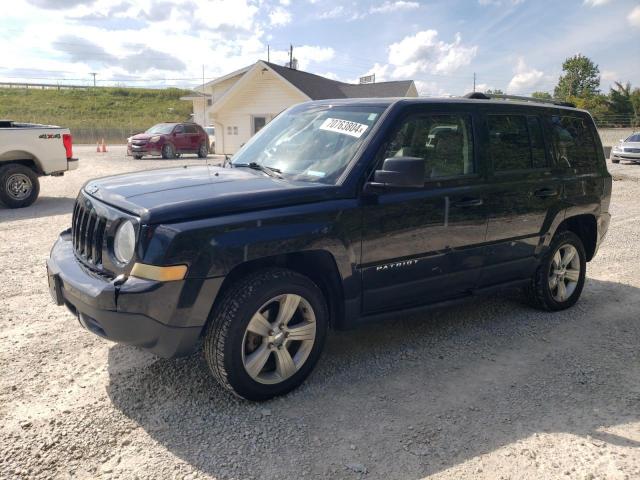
[319,118,369,138]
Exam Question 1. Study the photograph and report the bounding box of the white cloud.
[507,58,545,93]
[478,0,524,6]
[628,6,640,28]
[370,1,419,14]
[583,0,612,6]
[318,5,344,19]
[269,6,291,26]
[387,30,478,78]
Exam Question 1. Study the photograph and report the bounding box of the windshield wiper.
[234,162,282,178]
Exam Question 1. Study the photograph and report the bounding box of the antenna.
[473,72,476,93]
[267,44,270,62]
[289,44,293,69]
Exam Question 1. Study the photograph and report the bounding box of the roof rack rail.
[462,92,576,108]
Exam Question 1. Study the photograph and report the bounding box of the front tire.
[204,268,328,401]
[0,164,40,209]
[611,158,620,164]
[161,144,175,159]
[527,230,586,311]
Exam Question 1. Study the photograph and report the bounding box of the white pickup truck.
[0,120,78,208]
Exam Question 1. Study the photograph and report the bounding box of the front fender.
[142,199,361,289]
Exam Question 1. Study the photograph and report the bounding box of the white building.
[182,60,418,155]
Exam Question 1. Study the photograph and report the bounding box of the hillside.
[0,86,194,143]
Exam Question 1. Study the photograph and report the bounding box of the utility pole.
[289,44,293,69]
[89,72,97,87]
[267,44,270,62]
[473,72,476,93]
[202,64,206,126]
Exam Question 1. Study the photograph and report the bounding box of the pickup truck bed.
[0,120,78,208]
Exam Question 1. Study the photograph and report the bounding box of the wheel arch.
[208,250,345,331]
[0,154,44,175]
[556,214,598,261]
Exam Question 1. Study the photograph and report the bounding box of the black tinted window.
[488,115,531,171]
[184,124,198,134]
[384,114,474,181]
[550,115,597,169]
[174,125,184,134]
[528,116,547,168]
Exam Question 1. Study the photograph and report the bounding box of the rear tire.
[0,164,40,209]
[161,144,175,159]
[527,230,586,311]
[204,268,328,401]
[198,142,208,158]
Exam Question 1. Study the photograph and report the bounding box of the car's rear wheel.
[198,142,208,158]
[133,155,143,160]
[204,268,328,401]
[161,144,175,159]
[0,164,40,209]
[527,230,586,311]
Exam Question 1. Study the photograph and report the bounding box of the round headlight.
[114,220,135,264]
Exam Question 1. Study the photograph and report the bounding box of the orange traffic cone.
[96,142,101,153]
[101,139,107,153]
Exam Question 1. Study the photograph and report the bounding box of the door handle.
[534,188,558,198]
[453,198,483,208]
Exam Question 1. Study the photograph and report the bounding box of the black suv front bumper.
[46,230,222,358]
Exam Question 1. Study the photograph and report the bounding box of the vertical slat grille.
[72,197,107,267]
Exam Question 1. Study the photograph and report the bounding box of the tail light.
[63,133,73,159]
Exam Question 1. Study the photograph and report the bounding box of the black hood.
[83,165,339,224]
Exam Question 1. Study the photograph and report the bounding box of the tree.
[554,54,600,100]
[531,91,552,100]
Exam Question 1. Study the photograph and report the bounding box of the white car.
[204,126,215,151]
[0,120,78,208]
[611,132,640,164]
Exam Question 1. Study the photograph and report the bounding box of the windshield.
[625,134,640,143]
[231,104,386,184]
[146,124,176,135]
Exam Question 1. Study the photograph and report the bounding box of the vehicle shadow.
[106,279,640,479]
[0,196,75,223]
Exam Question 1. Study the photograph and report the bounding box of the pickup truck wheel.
[204,268,328,401]
[161,144,175,159]
[527,230,586,311]
[197,142,208,158]
[0,164,40,209]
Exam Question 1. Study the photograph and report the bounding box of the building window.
[233,126,238,135]
[227,126,232,135]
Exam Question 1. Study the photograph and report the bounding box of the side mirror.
[368,157,425,189]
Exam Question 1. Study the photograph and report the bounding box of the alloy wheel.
[548,244,581,302]
[241,294,316,385]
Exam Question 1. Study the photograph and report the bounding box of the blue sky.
[0,0,638,96]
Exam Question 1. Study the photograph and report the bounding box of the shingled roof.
[264,62,416,99]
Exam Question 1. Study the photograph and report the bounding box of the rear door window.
[184,124,198,134]
[487,115,531,171]
[550,115,598,170]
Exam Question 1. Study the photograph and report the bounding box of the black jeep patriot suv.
[47,95,611,400]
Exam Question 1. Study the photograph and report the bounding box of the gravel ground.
[1,145,639,480]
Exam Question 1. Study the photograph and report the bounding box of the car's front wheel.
[204,268,328,401]
[527,230,586,311]
[161,144,175,159]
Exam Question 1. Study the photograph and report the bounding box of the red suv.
[127,123,209,159]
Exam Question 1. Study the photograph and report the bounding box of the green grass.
[0,86,194,143]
